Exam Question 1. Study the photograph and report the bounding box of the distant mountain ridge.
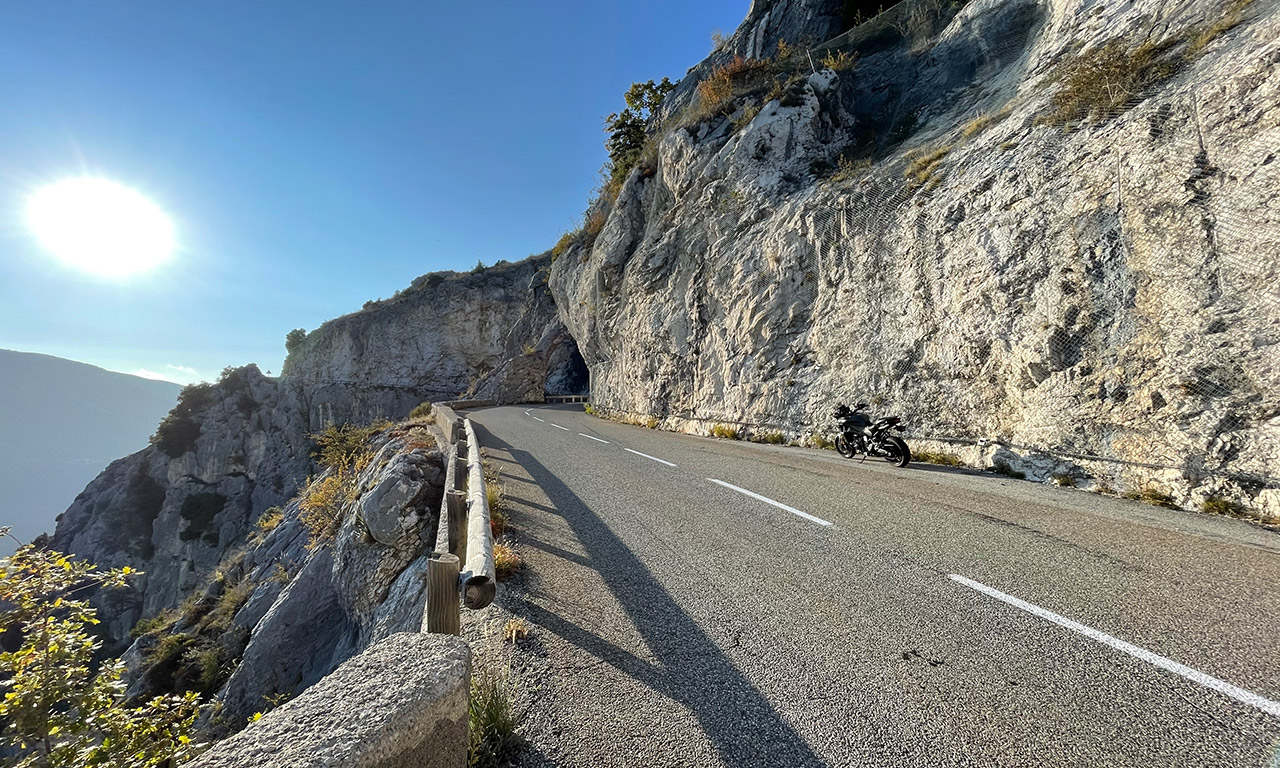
[0,349,181,550]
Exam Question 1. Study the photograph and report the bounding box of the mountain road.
[468,404,1280,768]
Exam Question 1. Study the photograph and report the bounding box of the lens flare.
[27,178,175,276]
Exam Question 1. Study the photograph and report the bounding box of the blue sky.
[0,1,747,383]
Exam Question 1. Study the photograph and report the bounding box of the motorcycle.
[832,402,911,468]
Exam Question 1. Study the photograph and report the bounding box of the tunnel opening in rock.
[545,338,589,396]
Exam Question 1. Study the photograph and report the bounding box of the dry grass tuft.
[493,543,522,580]
[710,423,741,440]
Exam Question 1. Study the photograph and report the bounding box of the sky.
[0,1,748,384]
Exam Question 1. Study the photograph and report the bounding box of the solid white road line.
[580,433,610,443]
[532,417,545,423]
[950,574,1280,719]
[625,448,676,467]
[707,479,833,527]
[551,424,570,431]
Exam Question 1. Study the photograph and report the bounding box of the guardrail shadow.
[475,426,827,768]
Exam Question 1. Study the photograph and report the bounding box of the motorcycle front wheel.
[835,435,855,458]
[883,436,911,468]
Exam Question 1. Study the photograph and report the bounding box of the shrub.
[830,153,873,183]
[821,49,858,70]
[710,424,741,440]
[179,492,227,545]
[960,113,994,139]
[809,433,836,450]
[695,56,769,119]
[503,618,531,644]
[285,328,307,354]
[0,534,201,767]
[904,145,951,188]
[298,470,360,547]
[1138,488,1179,509]
[583,403,597,416]
[1202,496,1244,517]
[551,231,575,261]
[915,451,964,467]
[150,382,217,457]
[1052,473,1077,487]
[754,431,786,445]
[131,609,179,639]
[249,506,284,545]
[468,666,519,768]
[1185,0,1258,59]
[490,508,507,539]
[409,402,434,420]
[312,423,379,470]
[493,543,522,580]
[1041,36,1180,126]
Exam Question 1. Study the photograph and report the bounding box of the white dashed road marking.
[580,433,609,443]
[532,417,545,423]
[707,479,833,527]
[950,574,1280,719]
[625,448,676,467]
[552,424,570,431]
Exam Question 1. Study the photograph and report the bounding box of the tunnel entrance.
[544,336,589,396]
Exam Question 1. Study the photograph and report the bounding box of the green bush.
[178,492,227,545]
[285,328,307,354]
[0,534,201,767]
[410,402,434,420]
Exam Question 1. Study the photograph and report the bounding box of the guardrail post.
[454,456,468,491]
[424,552,461,635]
[446,490,467,563]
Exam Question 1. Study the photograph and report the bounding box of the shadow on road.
[476,425,827,768]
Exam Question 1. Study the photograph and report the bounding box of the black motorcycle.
[832,402,911,468]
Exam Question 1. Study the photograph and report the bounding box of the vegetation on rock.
[0,529,201,767]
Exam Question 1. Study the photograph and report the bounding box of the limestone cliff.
[282,254,586,407]
[549,0,1280,517]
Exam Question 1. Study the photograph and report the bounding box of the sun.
[27,178,175,277]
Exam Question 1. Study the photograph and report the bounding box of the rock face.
[283,254,587,407]
[549,0,1280,517]
[52,366,314,646]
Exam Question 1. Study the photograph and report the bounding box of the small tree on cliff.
[604,77,676,185]
[0,529,201,767]
[285,328,307,355]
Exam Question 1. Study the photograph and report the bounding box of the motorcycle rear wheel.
[835,435,855,458]
[884,436,911,468]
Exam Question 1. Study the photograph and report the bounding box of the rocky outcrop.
[282,254,586,407]
[550,0,1280,517]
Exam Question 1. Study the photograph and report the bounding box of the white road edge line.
[551,424,570,431]
[625,448,676,467]
[950,574,1280,719]
[532,417,545,423]
[707,479,833,527]
[579,433,609,443]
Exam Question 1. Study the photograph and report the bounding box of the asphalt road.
[469,404,1280,768]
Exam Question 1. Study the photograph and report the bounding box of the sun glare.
[27,178,175,277]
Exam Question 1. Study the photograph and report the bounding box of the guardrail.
[423,404,497,634]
